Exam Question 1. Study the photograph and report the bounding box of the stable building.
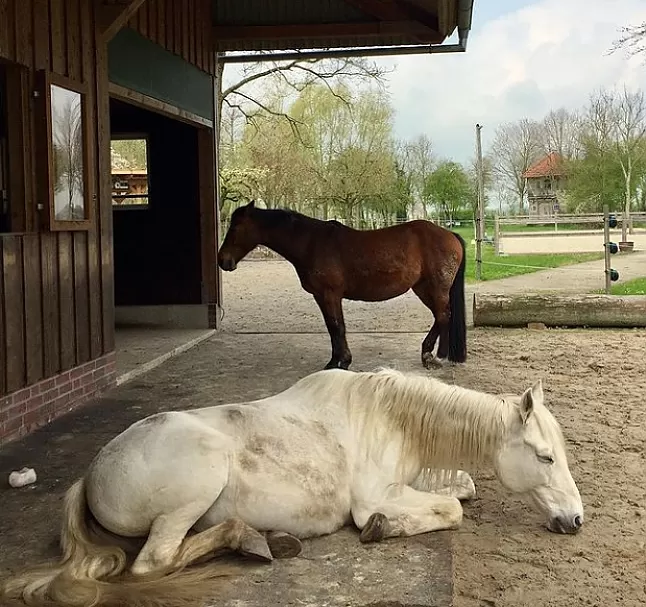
[0,0,476,445]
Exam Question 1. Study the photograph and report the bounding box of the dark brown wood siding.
[0,0,216,398]
[0,0,109,397]
[130,0,215,75]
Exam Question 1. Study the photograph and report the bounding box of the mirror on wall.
[49,83,88,224]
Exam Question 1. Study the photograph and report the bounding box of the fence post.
[604,206,611,295]
[475,123,484,281]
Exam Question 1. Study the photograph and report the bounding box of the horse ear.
[519,380,542,424]
[246,199,256,210]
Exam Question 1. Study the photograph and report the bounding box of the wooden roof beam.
[96,0,148,42]
[343,0,440,39]
[213,21,442,44]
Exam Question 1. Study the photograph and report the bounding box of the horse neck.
[353,373,513,473]
[255,211,311,266]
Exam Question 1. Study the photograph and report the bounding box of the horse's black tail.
[448,232,467,363]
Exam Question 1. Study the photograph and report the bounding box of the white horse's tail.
[0,478,231,607]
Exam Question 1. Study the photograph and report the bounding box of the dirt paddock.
[221,261,646,607]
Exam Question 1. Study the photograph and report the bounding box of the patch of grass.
[604,277,646,295]
[446,225,605,283]
[464,247,605,283]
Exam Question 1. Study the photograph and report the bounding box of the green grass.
[604,277,646,295]
[464,247,604,283]
[449,226,605,283]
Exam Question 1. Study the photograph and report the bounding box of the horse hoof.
[422,352,443,369]
[360,512,391,543]
[238,533,273,562]
[266,531,303,559]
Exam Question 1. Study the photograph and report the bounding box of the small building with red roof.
[523,152,566,217]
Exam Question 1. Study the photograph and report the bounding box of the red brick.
[55,392,71,408]
[41,387,60,403]
[1,352,118,445]
[13,389,31,405]
[70,387,84,402]
[55,374,70,387]
[1,401,27,422]
[39,378,56,393]
[1,416,23,437]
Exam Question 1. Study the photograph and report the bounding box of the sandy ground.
[221,260,646,607]
[499,229,646,254]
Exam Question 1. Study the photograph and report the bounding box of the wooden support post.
[96,0,147,42]
[473,293,646,328]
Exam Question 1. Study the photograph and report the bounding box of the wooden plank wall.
[0,0,215,398]
[129,0,216,75]
[0,0,109,397]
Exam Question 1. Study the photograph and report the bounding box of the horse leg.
[351,484,463,543]
[314,291,352,370]
[173,519,273,569]
[412,282,450,369]
[131,516,273,576]
[411,469,477,501]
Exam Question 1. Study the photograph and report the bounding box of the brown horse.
[218,201,467,370]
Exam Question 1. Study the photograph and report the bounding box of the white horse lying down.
[1,368,583,607]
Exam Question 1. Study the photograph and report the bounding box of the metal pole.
[604,205,611,295]
[475,123,485,280]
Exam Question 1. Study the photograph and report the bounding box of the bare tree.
[539,108,581,159]
[490,119,543,214]
[399,135,436,218]
[609,21,646,59]
[217,54,391,138]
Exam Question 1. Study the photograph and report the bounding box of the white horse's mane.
[297,367,561,477]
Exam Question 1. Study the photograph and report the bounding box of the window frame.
[110,132,151,211]
[0,60,32,234]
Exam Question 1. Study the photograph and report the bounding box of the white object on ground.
[8,467,37,488]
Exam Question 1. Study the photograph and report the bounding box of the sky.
[377,0,646,164]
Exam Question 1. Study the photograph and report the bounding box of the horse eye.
[537,454,554,465]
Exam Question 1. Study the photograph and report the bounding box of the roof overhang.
[213,0,475,63]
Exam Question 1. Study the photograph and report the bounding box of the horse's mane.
[297,368,533,477]
[253,207,324,229]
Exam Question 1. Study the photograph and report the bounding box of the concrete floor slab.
[115,327,214,380]
[0,331,452,607]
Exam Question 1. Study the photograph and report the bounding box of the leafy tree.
[396,135,436,218]
[424,161,473,224]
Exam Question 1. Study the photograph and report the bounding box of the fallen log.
[472,293,646,328]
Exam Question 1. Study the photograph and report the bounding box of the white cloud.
[381,0,646,163]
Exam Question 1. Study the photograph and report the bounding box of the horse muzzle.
[547,514,584,534]
[218,256,237,272]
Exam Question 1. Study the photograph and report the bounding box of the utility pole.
[475,123,485,281]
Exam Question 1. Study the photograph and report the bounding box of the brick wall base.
[0,352,117,447]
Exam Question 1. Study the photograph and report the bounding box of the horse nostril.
[573,515,583,529]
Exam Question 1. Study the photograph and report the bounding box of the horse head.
[218,200,260,271]
[494,380,584,534]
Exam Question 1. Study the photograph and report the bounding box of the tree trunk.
[473,293,646,328]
